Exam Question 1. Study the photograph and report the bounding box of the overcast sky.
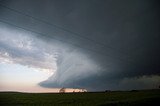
[0,0,160,92]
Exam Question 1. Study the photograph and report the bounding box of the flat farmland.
[0,89,160,106]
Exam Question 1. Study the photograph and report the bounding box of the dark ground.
[0,89,160,106]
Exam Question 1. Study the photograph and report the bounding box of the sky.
[0,0,160,92]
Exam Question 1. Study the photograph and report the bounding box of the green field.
[0,89,160,106]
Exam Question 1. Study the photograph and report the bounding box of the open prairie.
[0,89,160,106]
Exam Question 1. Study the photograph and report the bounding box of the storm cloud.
[0,0,160,91]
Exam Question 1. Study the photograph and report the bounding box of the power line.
[0,19,135,65]
[0,19,106,56]
[0,3,130,56]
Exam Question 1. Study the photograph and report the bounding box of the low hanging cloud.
[118,75,160,90]
[1,23,160,91]
[39,49,100,88]
[0,24,58,74]
[0,23,100,89]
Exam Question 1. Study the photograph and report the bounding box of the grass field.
[0,89,160,106]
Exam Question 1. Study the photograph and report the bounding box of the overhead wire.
[0,3,138,65]
[0,3,130,56]
[0,19,136,65]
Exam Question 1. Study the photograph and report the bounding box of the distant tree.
[131,90,138,92]
[59,88,65,93]
[105,90,110,92]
